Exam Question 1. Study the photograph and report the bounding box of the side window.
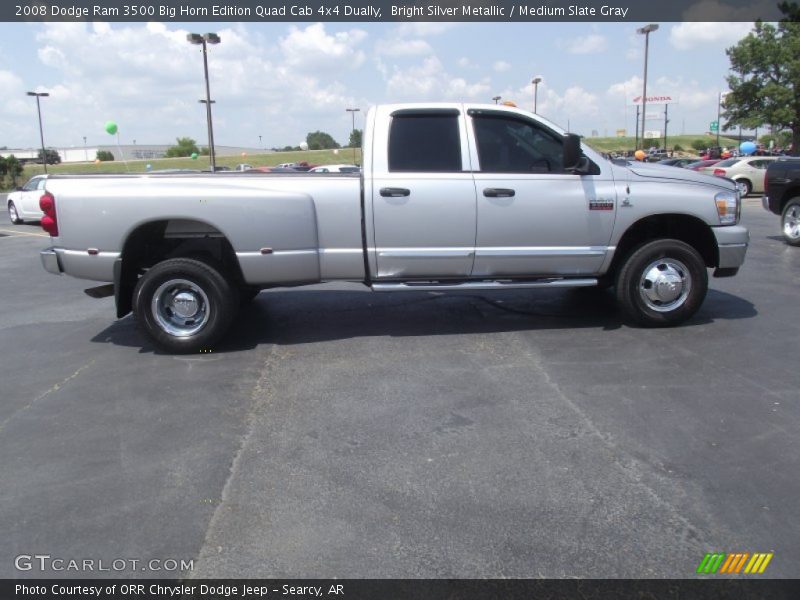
[23,178,39,191]
[473,115,564,173]
[388,114,461,172]
[37,178,47,190]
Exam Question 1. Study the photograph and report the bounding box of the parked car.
[657,157,699,168]
[763,157,800,245]
[7,175,47,224]
[685,159,722,171]
[309,164,361,173]
[243,166,299,173]
[233,164,253,171]
[38,102,749,353]
[703,156,779,197]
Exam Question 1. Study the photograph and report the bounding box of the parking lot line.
[0,228,48,238]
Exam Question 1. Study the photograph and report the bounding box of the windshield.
[716,158,740,167]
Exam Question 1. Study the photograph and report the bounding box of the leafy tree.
[306,131,340,151]
[4,155,23,187]
[348,128,362,148]
[691,139,709,152]
[759,130,792,149]
[96,150,115,162]
[165,137,199,158]
[673,144,684,151]
[723,4,800,154]
[37,148,61,165]
[200,146,210,156]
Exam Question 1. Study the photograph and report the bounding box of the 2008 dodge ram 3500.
[39,103,749,353]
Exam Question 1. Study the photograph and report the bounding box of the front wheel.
[782,198,800,246]
[735,179,752,197]
[615,239,708,327]
[8,201,22,224]
[132,258,239,353]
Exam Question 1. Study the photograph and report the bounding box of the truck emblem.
[589,198,614,210]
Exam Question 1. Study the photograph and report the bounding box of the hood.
[621,162,736,191]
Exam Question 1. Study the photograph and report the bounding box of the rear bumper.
[40,248,63,275]
[712,225,749,271]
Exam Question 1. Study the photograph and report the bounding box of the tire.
[615,239,708,327]
[735,179,752,197]
[8,201,22,225]
[781,198,800,246]
[132,258,239,353]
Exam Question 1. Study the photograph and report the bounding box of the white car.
[309,164,360,173]
[233,164,253,171]
[7,175,47,224]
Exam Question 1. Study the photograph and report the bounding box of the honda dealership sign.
[628,94,677,106]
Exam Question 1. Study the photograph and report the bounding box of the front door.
[467,110,616,277]
[370,108,477,279]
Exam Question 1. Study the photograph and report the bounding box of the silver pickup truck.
[39,103,749,353]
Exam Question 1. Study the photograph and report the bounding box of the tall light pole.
[492,95,501,104]
[187,32,220,171]
[83,135,87,162]
[27,91,49,173]
[346,108,360,164]
[531,77,542,113]
[636,23,659,150]
[258,134,262,149]
[716,91,729,147]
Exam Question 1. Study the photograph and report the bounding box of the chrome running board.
[371,278,597,292]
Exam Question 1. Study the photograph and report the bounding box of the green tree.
[4,155,23,188]
[165,137,199,158]
[306,131,340,151]
[96,150,115,162]
[691,139,709,152]
[723,4,800,154]
[348,128,362,148]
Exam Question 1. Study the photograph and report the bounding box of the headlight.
[715,190,740,225]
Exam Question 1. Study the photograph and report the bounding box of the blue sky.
[0,21,753,150]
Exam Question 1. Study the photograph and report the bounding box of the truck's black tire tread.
[132,258,239,354]
[615,239,708,327]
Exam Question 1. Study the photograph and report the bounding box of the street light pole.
[346,108,360,164]
[636,24,659,150]
[27,91,49,173]
[531,77,542,113]
[83,136,87,162]
[187,32,221,171]
[492,95,501,104]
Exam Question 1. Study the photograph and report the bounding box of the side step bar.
[371,278,597,292]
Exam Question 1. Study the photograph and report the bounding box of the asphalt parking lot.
[1,198,798,579]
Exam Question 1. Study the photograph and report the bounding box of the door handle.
[380,187,411,197]
[483,188,515,198]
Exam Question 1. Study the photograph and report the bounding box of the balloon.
[146,163,152,171]
[299,142,309,151]
[740,141,756,155]
[191,152,198,160]
[501,100,517,107]
[241,152,247,157]
[94,159,101,164]
[333,149,339,155]
[634,150,646,161]
[104,121,118,135]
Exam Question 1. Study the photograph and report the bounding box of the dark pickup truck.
[764,158,800,246]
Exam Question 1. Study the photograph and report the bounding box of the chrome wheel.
[735,180,750,197]
[638,258,692,312]
[151,278,210,337]
[783,204,800,241]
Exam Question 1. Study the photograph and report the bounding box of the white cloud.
[493,60,511,73]
[385,56,490,101]
[669,22,752,51]
[278,23,367,71]
[564,33,608,55]
[375,38,432,57]
[457,57,475,69]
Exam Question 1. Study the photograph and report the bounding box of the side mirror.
[563,133,583,170]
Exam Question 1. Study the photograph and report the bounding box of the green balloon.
[191,152,198,160]
[105,121,118,135]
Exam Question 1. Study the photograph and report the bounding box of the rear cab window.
[388,113,462,172]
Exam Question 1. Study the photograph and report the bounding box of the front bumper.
[40,248,63,275]
[712,225,749,275]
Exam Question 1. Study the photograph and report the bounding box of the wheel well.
[780,187,800,212]
[609,214,719,278]
[116,219,243,317]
